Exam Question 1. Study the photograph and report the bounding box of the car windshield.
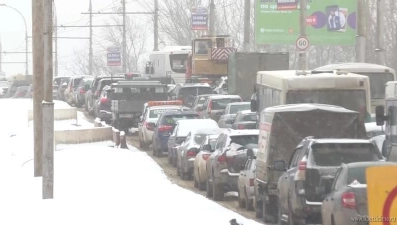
[209,138,218,149]
[83,78,93,86]
[73,78,83,86]
[193,134,206,145]
[170,54,188,73]
[230,135,259,147]
[179,87,213,97]
[230,104,250,114]
[149,108,181,118]
[242,114,257,122]
[361,73,394,99]
[212,98,242,110]
[161,114,200,125]
[311,143,381,166]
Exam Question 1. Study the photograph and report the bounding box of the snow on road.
[0,99,262,225]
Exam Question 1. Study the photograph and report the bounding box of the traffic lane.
[126,135,265,224]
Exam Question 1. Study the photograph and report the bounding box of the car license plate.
[119,114,133,118]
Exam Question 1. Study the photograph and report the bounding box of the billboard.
[255,0,357,46]
[191,7,208,30]
[107,46,121,67]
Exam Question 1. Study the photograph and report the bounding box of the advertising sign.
[255,0,357,45]
[191,7,208,30]
[276,0,297,10]
[107,46,121,67]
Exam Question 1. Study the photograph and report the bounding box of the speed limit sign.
[296,37,310,51]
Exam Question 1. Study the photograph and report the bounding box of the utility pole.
[54,6,58,77]
[89,0,93,75]
[298,0,308,70]
[375,0,386,65]
[209,0,215,36]
[32,0,44,178]
[42,0,54,199]
[153,0,159,51]
[122,0,127,73]
[356,0,366,63]
[243,0,250,52]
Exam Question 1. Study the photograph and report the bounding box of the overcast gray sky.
[0,0,153,77]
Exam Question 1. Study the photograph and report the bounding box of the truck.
[227,52,289,101]
[108,80,168,133]
[185,35,237,86]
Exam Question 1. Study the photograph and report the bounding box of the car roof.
[191,128,225,135]
[344,161,397,169]
[209,95,241,99]
[238,110,256,115]
[311,139,373,144]
[176,119,216,126]
[264,103,356,114]
[148,105,187,110]
[221,129,259,136]
[227,102,250,106]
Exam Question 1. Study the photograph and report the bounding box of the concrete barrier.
[120,131,128,149]
[28,107,77,122]
[94,118,102,127]
[54,127,112,144]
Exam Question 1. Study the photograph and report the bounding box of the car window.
[149,108,181,118]
[214,134,224,150]
[229,135,258,148]
[193,134,206,145]
[73,78,82,86]
[209,138,218,149]
[185,132,192,143]
[211,98,242,110]
[288,148,302,169]
[242,114,257,122]
[331,168,343,191]
[347,166,369,184]
[171,124,178,136]
[196,96,209,106]
[230,104,250,114]
[311,143,381,166]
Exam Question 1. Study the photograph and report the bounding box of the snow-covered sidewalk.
[0,99,261,225]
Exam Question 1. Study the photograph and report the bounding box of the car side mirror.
[203,144,212,151]
[247,149,256,159]
[376,106,386,126]
[273,160,286,171]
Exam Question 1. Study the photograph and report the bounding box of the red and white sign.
[211,47,236,60]
[306,16,318,26]
[296,37,310,51]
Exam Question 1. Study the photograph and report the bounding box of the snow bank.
[0,142,261,225]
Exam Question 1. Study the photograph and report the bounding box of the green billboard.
[255,0,357,46]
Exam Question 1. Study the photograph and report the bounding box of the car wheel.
[206,179,213,198]
[238,187,246,208]
[212,178,224,201]
[255,199,263,218]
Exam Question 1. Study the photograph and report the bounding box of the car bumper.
[218,169,239,192]
[155,135,170,152]
[183,158,195,173]
[294,199,322,223]
[99,110,112,120]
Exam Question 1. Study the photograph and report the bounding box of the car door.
[239,159,251,191]
[168,124,179,154]
[278,147,302,213]
[206,134,224,177]
[322,168,344,225]
[179,132,191,168]
[138,109,147,138]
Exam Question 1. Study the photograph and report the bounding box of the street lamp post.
[0,4,29,75]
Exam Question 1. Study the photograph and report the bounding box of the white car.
[365,122,385,138]
[138,101,189,149]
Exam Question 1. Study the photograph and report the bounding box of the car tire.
[206,179,213,198]
[245,187,254,211]
[238,187,246,208]
[212,178,224,201]
[263,195,277,223]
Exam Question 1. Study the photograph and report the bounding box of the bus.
[250,70,372,122]
[148,46,191,84]
[314,63,396,112]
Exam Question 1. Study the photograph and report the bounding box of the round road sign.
[382,186,397,225]
[296,37,310,51]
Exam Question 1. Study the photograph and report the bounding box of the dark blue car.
[152,111,200,157]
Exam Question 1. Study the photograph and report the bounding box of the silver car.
[201,95,243,121]
[218,102,251,128]
[238,149,257,211]
[177,128,224,180]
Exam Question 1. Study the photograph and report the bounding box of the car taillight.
[187,148,198,157]
[249,178,254,186]
[202,154,210,161]
[95,91,100,97]
[17,92,24,97]
[100,97,108,104]
[218,154,226,163]
[158,125,173,132]
[298,160,306,170]
[342,192,356,209]
[237,124,245,129]
[207,100,212,113]
[145,122,155,131]
[80,88,86,94]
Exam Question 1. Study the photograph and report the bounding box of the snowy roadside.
[0,99,262,225]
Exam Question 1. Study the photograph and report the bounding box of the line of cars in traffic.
[135,93,394,225]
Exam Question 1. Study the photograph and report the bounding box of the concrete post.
[42,102,54,199]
